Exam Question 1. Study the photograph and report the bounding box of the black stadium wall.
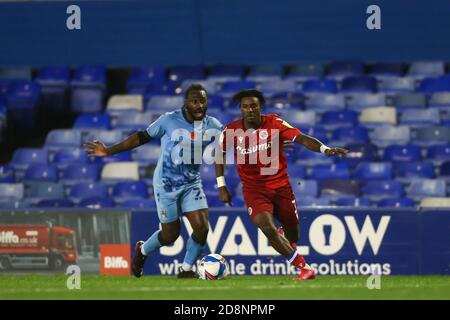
[0,0,450,66]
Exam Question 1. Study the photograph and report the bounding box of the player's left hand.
[325,147,349,157]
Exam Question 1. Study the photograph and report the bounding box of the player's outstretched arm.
[83,131,152,157]
[293,133,348,157]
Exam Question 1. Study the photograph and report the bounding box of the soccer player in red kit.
[215,89,348,280]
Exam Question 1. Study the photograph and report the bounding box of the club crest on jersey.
[259,130,268,140]
[248,207,253,215]
[238,136,243,143]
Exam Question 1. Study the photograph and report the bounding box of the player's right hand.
[83,140,109,157]
[218,187,233,206]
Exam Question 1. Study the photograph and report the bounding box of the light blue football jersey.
[146,109,223,192]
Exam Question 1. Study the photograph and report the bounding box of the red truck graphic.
[0,224,78,270]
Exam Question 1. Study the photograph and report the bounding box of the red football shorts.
[242,183,299,227]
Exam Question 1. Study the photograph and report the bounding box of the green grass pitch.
[0,275,449,300]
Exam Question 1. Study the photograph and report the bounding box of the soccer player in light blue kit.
[84,84,222,278]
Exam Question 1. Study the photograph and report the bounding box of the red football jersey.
[220,114,301,189]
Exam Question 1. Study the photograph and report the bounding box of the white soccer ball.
[197,253,229,280]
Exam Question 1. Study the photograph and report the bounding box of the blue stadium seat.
[294,149,333,166]
[362,180,404,201]
[0,165,15,183]
[411,126,450,146]
[281,111,316,127]
[83,130,124,146]
[119,199,156,209]
[74,113,111,130]
[286,63,323,81]
[341,76,377,93]
[0,183,24,200]
[408,61,445,78]
[346,93,386,111]
[286,165,306,179]
[169,65,205,82]
[296,197,330,207]
[52,147,89,168]
[321,110,358,129]
[383,145,422,162]
[206,110,235,126]
[334,143,378,168]
[6,80,40,129]
[139,82,178,98]
[378,197,415,208]
[127,66,166,91]
[23,164,58,182]
[209,65,245,81]
[335,197,371,207]
[78,197,114,209]
[400,109,440,127]
[25,182,65,203]
[416,77,450,94]
[11,148,48,172]
[146,95,183,111]
[60,163,99,185]
[290,179,318,198]
[319,180,361,198]
[302,79,337,93]
[327,61,364,80]
[370,63,404,77]
[112,111,152,131]
[69,182,109,202]
[45,130,82,148]
[377,76,415,93]
[429,92,450,111]
[257,81,297,96]
[219,81,256,98]
[370,126,410,147]
[269,92,305,109]
[71,65,106,113]
[93,151,132,166]
[132,144,160,166]
[394,93,427,110]
[246,65,283,82]
[207,95,225,109]
[180,79,218,95]
[331,127,369,145]
[35,66,70,112]
[439,161,450,180]
[112,181,149,202]
[296,127,328,143]
[406,179,446,200]
[353,162,393,180]
[308,163,350,180]
[35,198,74,208]
[395,162,435,180]
[304,93,345,113]
[426,144,450,165]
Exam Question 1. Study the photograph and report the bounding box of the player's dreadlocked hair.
[184,84,207,99]
[232,89,266,106]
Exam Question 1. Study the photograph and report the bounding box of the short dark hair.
[232,89,266,106]
[184,84,207,99]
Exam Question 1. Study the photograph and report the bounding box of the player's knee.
[160,230,180,245]
[194,224,209,244]
[259,224,277,239]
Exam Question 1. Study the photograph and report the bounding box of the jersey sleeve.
[146,114,167,138]
[274,117,302,141]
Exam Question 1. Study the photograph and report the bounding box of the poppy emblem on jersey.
[190,131,196,140]
[248,207,253,215]
[259,130,268,140]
